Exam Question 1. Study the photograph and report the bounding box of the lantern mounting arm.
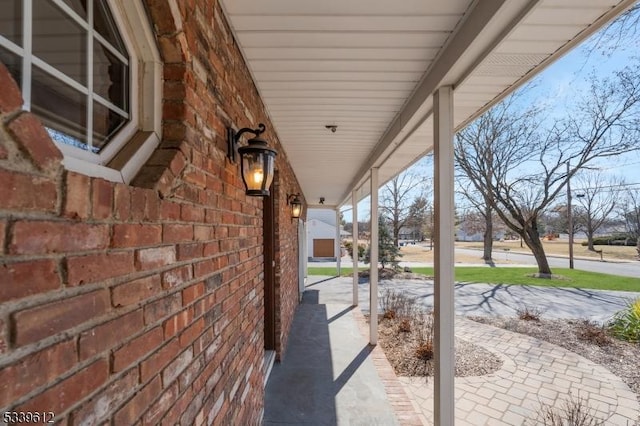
[287,193,301,205]
[227,123,266,163]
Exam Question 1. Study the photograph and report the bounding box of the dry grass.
[400,244,490,264]
[457,239,638,262]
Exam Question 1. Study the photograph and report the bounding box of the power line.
[573,182,640,191]
[595,160,640,170]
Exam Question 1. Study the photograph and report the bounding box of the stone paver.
[399,318,640,425]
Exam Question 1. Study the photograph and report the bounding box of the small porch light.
[287,193,303,219]
[227,123,277,196]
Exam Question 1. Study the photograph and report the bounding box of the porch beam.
[434,86,455,425]
[338,0,541,207]
[369,167,379,345]
[352,189,359,306]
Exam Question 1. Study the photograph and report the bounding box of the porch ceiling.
[221,0,634,209]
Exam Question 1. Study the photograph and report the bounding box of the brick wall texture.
[0,1,304,424]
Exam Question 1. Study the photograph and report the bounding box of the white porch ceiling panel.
[221,0,635,208]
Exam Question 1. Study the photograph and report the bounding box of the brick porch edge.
[353,309,424,426]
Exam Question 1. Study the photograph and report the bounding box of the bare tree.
[621,188,640,259]
[405,195,429,240]
[457,185,496,261]
[379,164,432,247]
[421,206,435,249]
[455,64,640,276]
[584,3,640,57]
[573,171,624,251]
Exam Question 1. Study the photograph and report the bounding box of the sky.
[341,3,640,223]
[528,7,640,186]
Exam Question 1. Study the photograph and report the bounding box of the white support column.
[352,189,359,306]
[298,220,306,301]
[434,86,455,425]
[336,209,342,275]
[369,168,379,345]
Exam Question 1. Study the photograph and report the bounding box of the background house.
[306,208,348,260]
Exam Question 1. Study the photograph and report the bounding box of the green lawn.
[306,266,640,292]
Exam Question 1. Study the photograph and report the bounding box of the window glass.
[93,101,127,151]
[94,0,126,55]
[0,0,135,163]
[31,65,89,150]
[94,40,128,109]
[0,0,23,46]
[59,0,88,20]
[32,0,87,85]
[0,46,22,88]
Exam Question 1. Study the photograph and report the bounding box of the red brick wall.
[273,174,304,359]
[0,0,303,424]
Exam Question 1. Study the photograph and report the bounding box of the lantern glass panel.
[292,203,302,218]
[242,152,265,191]
[264,154,275,190]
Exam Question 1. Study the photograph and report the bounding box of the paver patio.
[400,318,640,425]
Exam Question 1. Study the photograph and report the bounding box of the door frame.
[263,191,276,351]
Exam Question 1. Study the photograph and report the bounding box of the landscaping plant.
[379,287,416,320]
[364,219,402,270]
[414,311,434,361]
[527,393,604,426]
[516,304,545,321]
[576,320,611,347]
[608,298,640,343]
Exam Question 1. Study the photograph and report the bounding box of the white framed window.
[0,0,162,183]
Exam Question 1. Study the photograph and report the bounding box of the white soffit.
[221,0,635,208]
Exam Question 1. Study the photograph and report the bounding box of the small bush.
[415,342,433,360]
[379,288,416,320]
[527,393,604,426]
[398,319,411,333]
[516,305,544,322]
[414,311,434,361]
[608,298,640,343]
[383,309,396,320]
[582,235,637,246]
[576,320,611,346]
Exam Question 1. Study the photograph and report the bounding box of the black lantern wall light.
[227,123,277,196]
[287,193,303,219]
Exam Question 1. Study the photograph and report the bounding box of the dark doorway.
[263,190,276,351]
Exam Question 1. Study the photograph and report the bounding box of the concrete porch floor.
[263,277,422,425]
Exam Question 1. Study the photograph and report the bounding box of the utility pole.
[567,161,574,269]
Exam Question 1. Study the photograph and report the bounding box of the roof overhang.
[221,0,636,209]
